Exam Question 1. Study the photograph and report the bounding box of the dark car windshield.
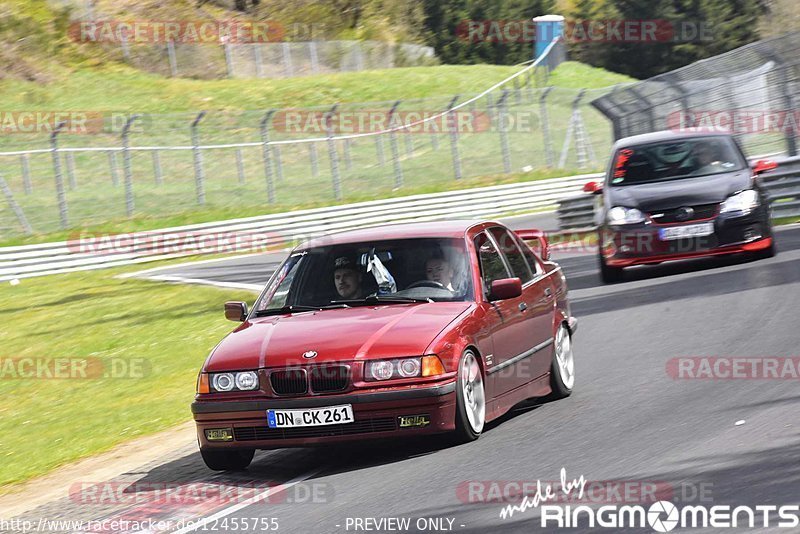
[254,238,473,313]
[609,136,747,186]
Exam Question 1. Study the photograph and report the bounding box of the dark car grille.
[234,417,397,441]
[649,203,719,224]
[269,369,307,395]
[309,365,349,393]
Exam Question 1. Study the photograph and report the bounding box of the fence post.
[151,150,163,185]
[50,121,68,229]
[235,148,246,184]
[253,45,264,78]
[223,41,234,78]
[121,115,140,216]
[540,86,554,167]
[65,153,77,190]
[107,150,120,186]
[497,90,512,174]
[282,42,294,77]
[309,41,320,74]
[388,101,404,189]
[260,111,276,203]
[375,136,386,166]
[167,41,178,77]
[191,111,206,205]
[20,154,32,194]
[325,104,342,200]
[447,95,463,180]
[0,173,33,235]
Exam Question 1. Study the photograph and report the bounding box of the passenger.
[425,256,456,291]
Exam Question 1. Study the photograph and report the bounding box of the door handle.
[544,287,552,297]
[519,302,528,312]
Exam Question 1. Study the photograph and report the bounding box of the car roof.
[613,130,732,150]
[300,220,499,249]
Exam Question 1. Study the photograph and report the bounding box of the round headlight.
[235,371,259,391]
[368,361,394,381]
[212,373,235,392]
[397,358,421,378]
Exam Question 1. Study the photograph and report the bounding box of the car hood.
[205,302,473,371]
[607,170,753,211]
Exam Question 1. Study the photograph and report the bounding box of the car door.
[474,230,534,394]
[489,227,555,390]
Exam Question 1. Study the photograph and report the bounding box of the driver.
[425,256,456,291]
[333,256,365,300]
[692,140,724,174]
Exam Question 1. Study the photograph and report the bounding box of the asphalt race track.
[9,217,800,534]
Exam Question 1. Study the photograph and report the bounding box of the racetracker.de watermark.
[456,19,713,43]
[667,357,800,380]
[67,230,298,256]
[271,110,492,135]
[667,110,800,135]
[70,20,286,43]
[0,357,149,379]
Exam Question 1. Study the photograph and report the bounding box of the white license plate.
[267,404,354,428]
[658,222,714,241]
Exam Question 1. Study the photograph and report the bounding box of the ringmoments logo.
[498,468,800,531]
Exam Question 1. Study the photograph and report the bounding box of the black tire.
[752,235,776,260]
[549,324,574,399]
[599,250,624,283]
[453,350,485,443]
[200,448,255,471]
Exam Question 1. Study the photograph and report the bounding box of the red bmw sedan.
[192,220,577,471]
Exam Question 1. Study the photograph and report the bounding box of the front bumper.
[601,209,772,268]
[193,381,457,449]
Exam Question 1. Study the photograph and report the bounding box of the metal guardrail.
[0,173,598,281]
[556,158,800,230]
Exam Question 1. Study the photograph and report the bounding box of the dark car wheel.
[201,448,255,471]
[549,324,575,399]
[454,350,485,443]
[752,235,776,260]
[599,250,624,283]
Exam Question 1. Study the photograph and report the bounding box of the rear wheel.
[454,350,485,443]
[599,250,624,283]
[549,324,575,399]
[200,448,255,471]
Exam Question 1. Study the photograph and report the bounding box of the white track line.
[141,274,264,292]
[147,468,323,534]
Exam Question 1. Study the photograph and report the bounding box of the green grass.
[546,61,635,89]
[0,261,255,489]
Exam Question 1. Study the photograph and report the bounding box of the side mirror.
[583,181,603,195]
[490,278,522,301]
[224,301,248,322]
[515,229,550,261]
[752,159,778,175]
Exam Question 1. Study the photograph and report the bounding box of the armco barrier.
[0,173,601,281]
[556,157,800,230]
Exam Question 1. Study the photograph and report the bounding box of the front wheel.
[200,448,255,471]
[549,324,575,399]
[599,250,624,283]
[453,350,486,443]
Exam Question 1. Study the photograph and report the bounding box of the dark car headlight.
[209,371,259,392]
[365,356,445,381]
[720,190,759,216]
[607,206,645,225]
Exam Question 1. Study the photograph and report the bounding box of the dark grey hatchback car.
[583,131,775,283]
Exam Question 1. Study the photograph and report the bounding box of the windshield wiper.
[332,295,433,306]
[254,305,322,316]
[254,303,351,316]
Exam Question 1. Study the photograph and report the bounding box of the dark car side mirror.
[752,159,778,175]
[583,181,603,194]
[490,278,523,301]
[224,301,248,322]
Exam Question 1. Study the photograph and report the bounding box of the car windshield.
[609,136,747,186]
[254,238,473,313]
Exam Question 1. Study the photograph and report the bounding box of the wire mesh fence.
[0,39,622,238]
[591,30,800,159]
